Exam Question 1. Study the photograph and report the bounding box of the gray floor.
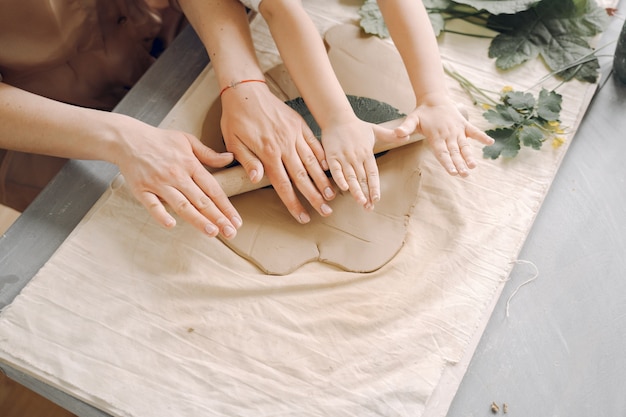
[448,12,626,416]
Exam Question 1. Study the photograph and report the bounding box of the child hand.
[394,99,494,177]
[321,119,384,210]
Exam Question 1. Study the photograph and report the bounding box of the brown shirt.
[0,0,184,211]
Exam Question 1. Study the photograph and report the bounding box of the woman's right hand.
[220,82,336,224]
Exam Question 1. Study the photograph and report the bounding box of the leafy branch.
[445,67,566,159]
[358,0,613,160]
[359,0,610,82]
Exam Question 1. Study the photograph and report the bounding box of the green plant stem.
[526,41,616,90]
[444,66,499,106]
[441,29,494,39]
[441,9,489,23]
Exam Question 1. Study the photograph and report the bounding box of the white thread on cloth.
[505,260,540,318]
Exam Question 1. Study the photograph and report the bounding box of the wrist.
[219,78,267,97]
[94,113,142,166]
[318,110,359,131]
[415,91,454,108]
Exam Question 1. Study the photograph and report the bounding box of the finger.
[263,142,315,222]
[447,135,470,177]
[193,168,243,231]
[364,156,380,209]
[189,135,235,168]
[394,113,420,138]
[344,164,368,207]
[226,136,265,183]
[257,148,312,224]
[466,124,495,145]
[136,191,177,229]
[160,182,237,239]
[458,137,477,169]
[372,124,406,145]
[265,165,312,224]
[296,137,335,202]
[301,123,328,171]
[232,132,313,224]
[328,159,349,192]
[284,151,334,218]
[430,138,458,176]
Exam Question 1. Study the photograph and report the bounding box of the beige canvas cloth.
[0,1,601,416]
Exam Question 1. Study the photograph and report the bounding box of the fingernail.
[165,217,176,228]
[324,187,334,200]
[321,204,332,215]
[249,169,258,182]
[223,225,236,238]
[231,216,243,228]
[298,212,311,224]
[371,193,380,203]
[205,223,218,235]
[322,159,329,171]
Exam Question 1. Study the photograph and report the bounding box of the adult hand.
[394,97,494,177]
[220,83,336,223]
[112,115,242,239]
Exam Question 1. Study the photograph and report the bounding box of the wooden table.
[1,9,626,416]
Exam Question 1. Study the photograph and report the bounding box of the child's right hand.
[321,118,405,210]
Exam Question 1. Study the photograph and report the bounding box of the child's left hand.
[394,98,494,177]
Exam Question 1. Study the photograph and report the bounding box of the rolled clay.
[210,23,424,275]
[222,144,421,275]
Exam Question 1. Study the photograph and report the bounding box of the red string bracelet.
[219,79,267,97]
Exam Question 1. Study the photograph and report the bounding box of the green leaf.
[519,125,544,149]
[488,32,541,69]
[483,128,521,159]
[285,95,404,138]
[487,0,609,82]
[553,0,608,37]
[541,35,600,83]
[504,91,535,110]
[428,12,446,36]
[358,0,390,38]
[536,88,562,121]
[483,104,523,127]
[453,0,538,15]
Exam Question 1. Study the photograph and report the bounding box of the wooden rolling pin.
[212,117,426,197]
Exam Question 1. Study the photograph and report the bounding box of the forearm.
[259,0,355,129]
[1,78,243,237]
[377,0,450,105]
[177,0,265,88]
[0,82,126,162]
